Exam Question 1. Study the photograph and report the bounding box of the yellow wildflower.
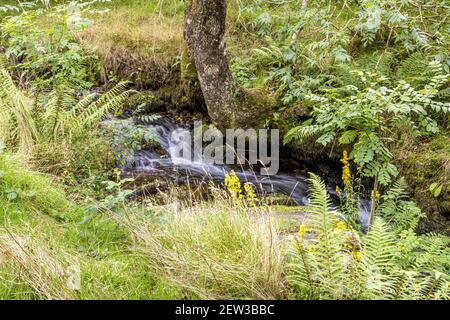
[225,170,242,203]
[299,225,308,238]
[334,220,347,232]
[352,251,361,262]
[244,183,257,207]
[371,190,381,200]
[341,151,352,190]
[341,150,349,164]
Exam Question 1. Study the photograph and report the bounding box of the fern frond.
[69,93,98,116]
[283,124,321,145]
[95,81,131,107]
[64,82,134,137]
[306,173,348,299]
[0,57,38,154]
[338,130,358,145]
[378,178,425,231]
[360,217,398,299]
[286,245,319,299]
[395,52,428,86]
[43,81,77,139]
[71,91,130,131]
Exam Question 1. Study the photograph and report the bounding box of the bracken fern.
[0,57,38,154]
[287,174,450,300]
[0,57,133,153]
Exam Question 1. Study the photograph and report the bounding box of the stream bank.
[103,110,373,228]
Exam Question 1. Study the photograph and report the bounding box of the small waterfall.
[119,114,371,226]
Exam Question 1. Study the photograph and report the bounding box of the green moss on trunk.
[398,135,449,234]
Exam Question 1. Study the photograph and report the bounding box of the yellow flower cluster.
[334,220,347,232]
[341,150,352,190]
[225,170,242,202]
[352,251,361,262]
[371,189,381,200]
[298,224,308,238]
[244,183,257,207]
[225,171,258,207]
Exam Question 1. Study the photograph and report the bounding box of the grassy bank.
[77,0,183,89]
[1,154,448,299]
[0,152,181,299]
[0,152,299,299]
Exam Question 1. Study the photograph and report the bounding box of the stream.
[114,114,372,227]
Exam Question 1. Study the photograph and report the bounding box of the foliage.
[287,174,449,300]
[231,0,449,104]
[130,194,286,300]
[44,80,133,140]
[98,174,135,209]
[101,118,157,164]
[377,177,425,232]
[0,2,134,178]
[0,57,38,155]
[284,66,449,186]
[1,1,97,93]
[429,182,443,198]
[0,57,131,176]
[0,0,449,301]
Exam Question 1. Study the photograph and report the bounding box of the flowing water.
[118,114,372,227]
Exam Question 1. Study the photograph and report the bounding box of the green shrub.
[287,174,449,300]
[284,66,449,187]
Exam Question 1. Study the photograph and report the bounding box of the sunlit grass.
[0,152,181,299]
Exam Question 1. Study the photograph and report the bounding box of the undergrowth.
[0,151,180,299]
[0,0,448,301]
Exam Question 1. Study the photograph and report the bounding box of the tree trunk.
[184,0,272,130]
[180,40,205,111]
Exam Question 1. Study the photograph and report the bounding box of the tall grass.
[127,190,288,300]
[0,152,179,300]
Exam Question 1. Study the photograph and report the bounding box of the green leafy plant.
[377,177,425,232]
[99,175,135,210]
[44,80,133,140]
[285,66,449,187]
[287,173,449,300]
[101,118,158,165]
[0,57,38,154]
[1,3,95,93]
[0,59,132,148]
[233,0,449,107]
[429,182,443,198]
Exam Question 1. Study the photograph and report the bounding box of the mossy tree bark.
[184,0,272,130]
[180,41,205,111]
